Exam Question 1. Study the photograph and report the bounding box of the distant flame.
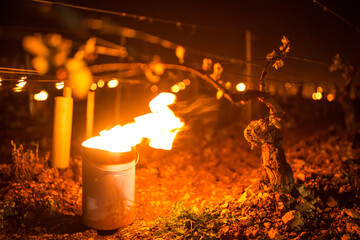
[55,81,64,90]
[107,79,119,88]
[82,92,184,152]
[236,82,246,92]
[97,79,105,88]
[34,90,48,101]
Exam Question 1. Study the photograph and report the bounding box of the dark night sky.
[0,0,359,84]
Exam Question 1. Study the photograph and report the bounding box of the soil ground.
[0,98,359,239]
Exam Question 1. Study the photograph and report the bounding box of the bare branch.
[260,41,290,92]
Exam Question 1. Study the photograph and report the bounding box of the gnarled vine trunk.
[261,130,294,192]
[244,98,295,192]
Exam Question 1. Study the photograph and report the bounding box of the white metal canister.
[82,147,138,230]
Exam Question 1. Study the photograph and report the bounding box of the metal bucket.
[81,147,138,230]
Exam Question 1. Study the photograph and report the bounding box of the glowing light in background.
[284,82,292,89]
[170,81,187,93]
[175,45,185,64]
[55,81,64,90]
[13,77,27,92]
[17,81,26,88]
[224,81,231,90]
[32,56,49,74]
[56,68,67,81]
[90,82,97,91]
[284,82,298,96]
[202,58,212,71]
[17,77,27,88]
[236,82,246,92]
[216,90,224,100]
[13,87,22,93]
[66,57,93,99]
[178,82,186,90]
[327,93,335,102]
[312,92,317,100]
[316,86,323,93]
[47,33,62,47]
[316,92,322,100]
[171,84,180,93]
[152,62,165,75]
[34,90,48,101]
[97,79,105,88]
[82,92,184,152]
[312,92,322,100]
[0,77,2,86]
[107,78,119,88]
[150,84,158,93]
[268,83,276,96]
[183,78,191,86]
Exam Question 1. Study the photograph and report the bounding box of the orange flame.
[82,92,184,152]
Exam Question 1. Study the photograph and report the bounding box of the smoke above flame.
[82,92,184,152]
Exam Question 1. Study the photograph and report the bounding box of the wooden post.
[28,86,34,116]
[246,30,252,122]
[115,86,121,123]
[63,86,72,98]
[86,91,95,139]
[52,87,73,168]
[115,35,126,124]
